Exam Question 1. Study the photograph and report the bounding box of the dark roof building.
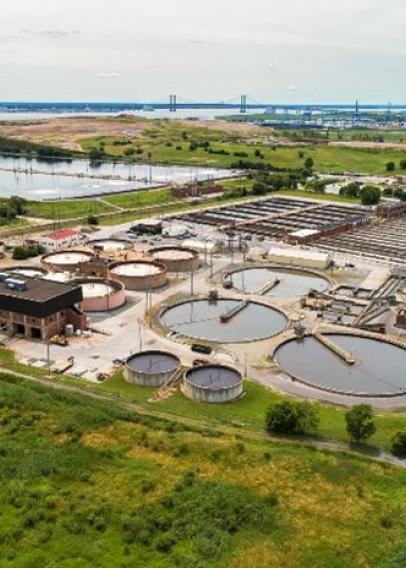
[0,276,83,318]
[0,274,86,340]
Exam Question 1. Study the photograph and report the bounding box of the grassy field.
[1,372,406,567]
[94,373,406,453]
[80,131,406,175]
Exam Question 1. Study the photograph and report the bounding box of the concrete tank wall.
[124,350,180,386]
[109,260,167,291]
[183,365,243,403]
[42,250,94,272]
[71,278,126,312]
[149,246,200,273]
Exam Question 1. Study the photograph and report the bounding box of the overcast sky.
[0,0,405,103]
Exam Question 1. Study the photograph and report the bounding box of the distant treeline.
[0,136,79,160]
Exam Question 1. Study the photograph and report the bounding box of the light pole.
[138,318,143,352]
[190,270,194,296]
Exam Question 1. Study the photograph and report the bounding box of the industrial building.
[39,228,82,252]
[0,274,86,340]
[267,247,332,270]
[171,183,224,199]
[376,200,406,219]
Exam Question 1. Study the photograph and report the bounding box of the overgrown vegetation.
[0,373,406,567]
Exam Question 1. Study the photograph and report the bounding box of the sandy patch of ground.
[0,115,265,151]
[330,140,406,149]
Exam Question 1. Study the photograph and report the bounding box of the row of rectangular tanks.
[124,350,243,403]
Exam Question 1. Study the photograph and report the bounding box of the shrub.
[391,431,406,458]
[265,400,319,436]
[87,215,99,225]
[386,161,396,172]
[345,404,376,443]
[360,185,381,206]
[304,157,314,169]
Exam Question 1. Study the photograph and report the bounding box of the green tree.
[345,404,376,444]
[304,157,314,169]
[339,182,361,198]
[360,185,381,206]
[400,160,406,170]
[386,161,396,172]
[391,432,406,458]
[87,215,99,226]
[265,400,319,436]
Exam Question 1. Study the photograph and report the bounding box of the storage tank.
[149,246,200,273]
[71,277,126,312]
[109,260,167,291]
[183,364,243,403]
[42,250,94,272]
[124,350,181,386]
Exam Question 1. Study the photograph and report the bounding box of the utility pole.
[190,270,194,296]
[138,318,143,351]
[46,335,51,377]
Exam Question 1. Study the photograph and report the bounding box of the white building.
[39,229,82,252]
[267,246,331,269]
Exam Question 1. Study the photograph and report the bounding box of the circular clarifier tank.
[149,246,200,272]
[42,250,93,271]
[124,350,180,386]
[228,267,330,298]
[109,260,167,290]
[161,298,287,343]
[183,364,243,403]
[275,333,406,397]
[71,277,126,312]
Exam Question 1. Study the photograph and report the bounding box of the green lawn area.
[104,187,176,208]
[94,372,406,452]
[25,198,115,219]
[1,372,406,567]
[80,132,406,174]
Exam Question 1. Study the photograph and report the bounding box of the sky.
[0,0,405,103]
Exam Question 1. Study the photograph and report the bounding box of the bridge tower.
[386,102,392,123]
[169,94,177,112]
[240,95,247,114]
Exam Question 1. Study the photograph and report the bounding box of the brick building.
[0,275,87,340]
